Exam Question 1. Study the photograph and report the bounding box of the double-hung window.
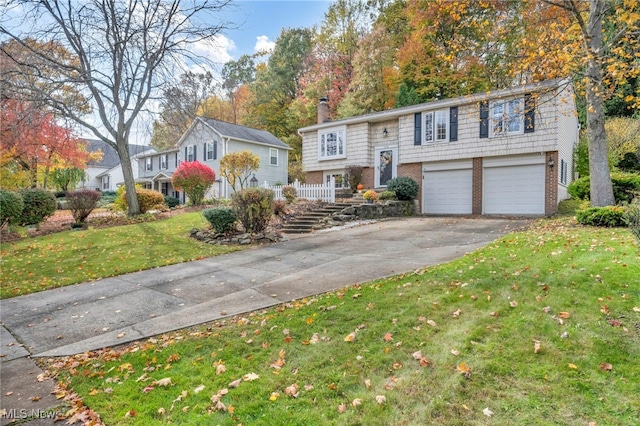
[160,154,168,170]
[415,108,455,145]
[491,98,524,136]
[145,157,153,172]
[269,148,278,166]
[187,145,195,162]
[205,142,215,161]
[318,127,346,160]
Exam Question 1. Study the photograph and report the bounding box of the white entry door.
[375,146,397,188]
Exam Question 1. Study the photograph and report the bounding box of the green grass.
[0,212,242,298]
[47,215,640,425]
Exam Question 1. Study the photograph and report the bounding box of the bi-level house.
[298,79,579,216]
[136,117,291,202]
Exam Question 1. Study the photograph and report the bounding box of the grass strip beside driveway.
[48,216,640,425]
[1,212,242,298]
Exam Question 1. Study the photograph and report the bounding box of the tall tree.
[150,71,220,151]
[222,54,257,124]
[1,0,232,215]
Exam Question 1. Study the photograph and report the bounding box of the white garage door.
[483,164,545,215]
[423,167,473,214]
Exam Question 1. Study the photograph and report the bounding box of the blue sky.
[222,0,331,60]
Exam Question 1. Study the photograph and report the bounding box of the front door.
[374,146,397,188]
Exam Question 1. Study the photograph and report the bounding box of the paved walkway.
[0,217,529,424]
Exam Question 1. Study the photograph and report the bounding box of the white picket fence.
[264,177,336,203]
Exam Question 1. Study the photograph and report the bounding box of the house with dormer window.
[137,117,291,203]
[299,79,578,216]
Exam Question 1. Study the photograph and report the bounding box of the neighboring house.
[298,79,579,216]
[82,139,154,191]
[136,117,291,202]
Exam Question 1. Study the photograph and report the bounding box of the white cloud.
[254,35,275,54]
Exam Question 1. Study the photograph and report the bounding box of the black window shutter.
[414,113,422,145]
[193,144,197,161]
[449,106,458,141]
[203,144,207,160]
[524,93,535,133]
[214,141,217,160]
[479,101,489,138]
[175,152,178,167]
[184,146,188,162]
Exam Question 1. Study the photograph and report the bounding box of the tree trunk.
[586,0,615,207]
[116,142,141,215]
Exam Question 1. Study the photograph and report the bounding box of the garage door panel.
[483,165,544,215]
[423,169,472,214]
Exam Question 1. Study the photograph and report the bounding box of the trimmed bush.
[117,188,165,214]
[379,190,397,200]
[66,189,101,224]
[164,196,180,208]
[172,161,216,206]
[625,202,640,243]
[0,190,24,228]
[203,207,237,233]
[18,188,56,226]
[576,206,627,227]
[231,188,274,233]
[273,199,287,216]
[282,185,296,203]
[568,173,640,204]
[386,177,419,201]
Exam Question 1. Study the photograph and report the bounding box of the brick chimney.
[317,97,330,124]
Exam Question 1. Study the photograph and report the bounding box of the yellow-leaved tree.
[219,151,260,193]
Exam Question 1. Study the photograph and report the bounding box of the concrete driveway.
[1,216,529,358]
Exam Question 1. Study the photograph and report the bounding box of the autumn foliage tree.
[172,161,216,206]
[219,151,260,193]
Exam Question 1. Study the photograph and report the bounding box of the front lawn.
[0,212,242,298]
[47,215,640,425]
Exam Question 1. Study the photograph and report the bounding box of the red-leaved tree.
[172,161,216,206]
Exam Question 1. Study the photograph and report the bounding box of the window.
[161,182,169,196]
[560,159,568,185]
[160,154,168,170]
[269,148,278,166]
[318,127,346,160]
[414,108,457,145]
[186,145,195,162]
[325,172,348,188]
[145,157,153,172]
[205,142,215,161]
[102,176,110,190]
[490,98,524,136]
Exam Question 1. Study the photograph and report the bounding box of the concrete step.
[281,202,356,234]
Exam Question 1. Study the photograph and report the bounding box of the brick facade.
[472,157,483,215]
[398,162,423,210]
[305,171,323,185]
[545,151,558,216]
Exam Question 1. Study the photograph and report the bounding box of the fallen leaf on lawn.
[352,398,362,407]
[338,403,347,413]
[543,306,551,313]
[534,340,541,354]
[215,401,226,412]
[142,385,155,393]
[568,363,578,369]
[285,383,299,398]
[426,320,437,327]
[483,407,494,417]
[452,309,461,318]
[269,392,279,401]
[608,319,622,327]
[490,311,499,317]
[510,301,518,308]
[154,377,173,387]
[364,379,371,389]
[375,395,386,404]
[304,384,314,391]
[216,364,227,375]
[309,333,319,344]
[228,379,242,388]
[194,385,205,394]
[633,307,640,312]
[124,409,136,417]
[558,312,571,319]
[228,405,235,414]
[599,363,613,371]
[451,349,460,356]
[158,407,166,415]
[243,373,259,381]
[383,332,393,342]
[344,332,356,342]
[182,406,189,413]
[457,362,472,378]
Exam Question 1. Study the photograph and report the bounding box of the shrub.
[568,173,640,204]
[273,199,287,216]
[363,190,379,201]
[98,190,118,208]
[231,188,274,233]
[282,185,296,203]
[0,190,24,228]
[576,206,627,227]
[345,165,363,192]
[386,177,419,201]
[625,202,640,243]
[18,188,56,226]
[66,189,101,224]
[117,188,165,214]
[203,207,237,233]
[164,196,180,208]
[379,190,397,200]
[172,161,216,206]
